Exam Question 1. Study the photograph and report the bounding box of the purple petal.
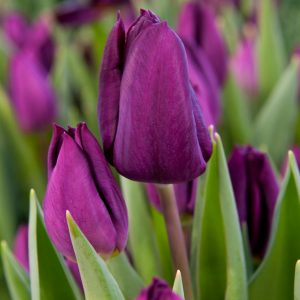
[13,225,29,272]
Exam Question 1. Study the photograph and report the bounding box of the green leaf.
[173,270,185,299]
[257,0,286,99]
[1,241,30,300]
[191,133,248,300]
[253,59,299,164]
[120,177,162,283]
[295,260,300,300]
[249,151,300,300]
[28,190,82,300]
[66,211,125,300]
[107,253,144,300]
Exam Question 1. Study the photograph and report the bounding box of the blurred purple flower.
[177,2,227,86]
[228,146,279,258]
[44,122,128,260]
[146,180,198,215]
[13,225,29,272]
[231,31,258,96]
[9,51,56,132]
[98,10,212,183]
[135,278,182,300]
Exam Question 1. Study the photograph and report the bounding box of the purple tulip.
[228,146,279,258]
[177,2,227,86]
[146,180,198,215]
[135,278,182,300]
[9,51,56,132]
[231,33,258,96]
[43,122,128,259]
[13,225,29,272]
[66,259,83,290]
[98,10,212,183]
[184,40,221,126]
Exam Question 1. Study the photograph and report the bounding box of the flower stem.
[156,184,194,300]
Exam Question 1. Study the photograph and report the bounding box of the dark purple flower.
[9,51,56,132]
[135,278,182,300]
[228,146,279,258]
[146,180,198,215]
[13,225,29,272]
[231,31,258,96]
[98,10,212,183]
[177,2,227,86]
[43,122,128,259]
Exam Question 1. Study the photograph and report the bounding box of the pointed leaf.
[28,190,82,300]
[295,260,300,300]
[1,241,30,300]
[249,151,300,300]
[173,270,185,299]
[67,211,125,300]
[191,133,248,300]
[254,59,299,164]
[107,253,144,300]
[120,177,162,283]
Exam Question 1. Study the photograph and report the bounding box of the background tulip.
[9,51,56,132]
[135,277,182,300]
[228,146,279,258]
[43,122,128,259]
[13,225,29,272]
[177,2,227,86]
[146,180,197,215]
[98,10,212,183]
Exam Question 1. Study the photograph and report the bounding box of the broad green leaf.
[253,59,299,164]
[1,241,30,300]
[120,177,162,283]
[191,134,248,300]
[222,72,252,145]
[249,151,300,300]
[107,253,144,300]
[256,0,286,99]
[28,190,82,300]
[173,270,185,299]
[67,211,125,300]
[295,260,300,300]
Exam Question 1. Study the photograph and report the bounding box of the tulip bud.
[146,180,197,215]
[13,225,29,272]
[228,146,279,258]
[231,30,258,96]
[136,278,182,300]
[44,122,128,259]
[177,2,227,86]
[98,10,212,183]
[9,51,56,132]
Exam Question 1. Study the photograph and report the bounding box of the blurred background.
[0,0,300,298]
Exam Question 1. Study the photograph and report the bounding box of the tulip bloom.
[232,34,258,96]
[228,146,279,258]
[44,123,128,259]
[13,225,29,272]
[146,180,198,215]
[9,51,56,131]
[98,10,212,183]
[177,2,227,86]
[136,278,182,300]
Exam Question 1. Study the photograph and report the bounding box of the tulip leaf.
[28,190,82,300]
[249,151,300,300]
[1,241,30,300]
[295,260,300,300]
[257,0,286,99]
[253,59,299,164]
[107,253,144,300]
[191,133,248,300]
[173,270,185,299]
[120,177,162,283]
[66,211,125,300]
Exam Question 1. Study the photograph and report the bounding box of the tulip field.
[0,0,300,299]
